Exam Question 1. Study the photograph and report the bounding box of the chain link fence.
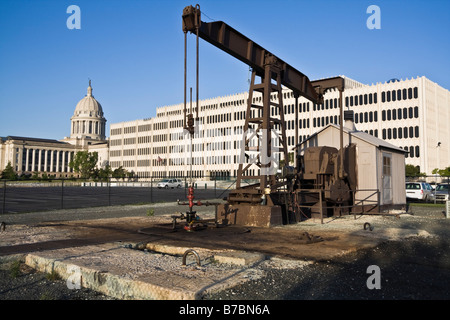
[2,175,449,214]
[0,176,239,214]
[405,175,450,184]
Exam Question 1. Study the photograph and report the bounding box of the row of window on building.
[382,126,420,140]
[345,87,418,108]
[404,146,420,158]
[110,124,420,156]
[112,142,419,178]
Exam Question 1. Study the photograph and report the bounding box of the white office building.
[108,75,450,180]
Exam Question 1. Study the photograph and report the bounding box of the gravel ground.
[1,204,449,301]
[205,237,450,300]
[205,205,450,300]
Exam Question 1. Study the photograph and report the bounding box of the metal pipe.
[150,177,153,203]
[196,14,199,120]
[2,180,6,214]
[364,222,374,231]
[182,249,201,267]
[339,90,344,179]
[190,87,193,187]
[108,176,111,206]
[184,31,187,130]
[294,94,299,163]
[61,178,64,209]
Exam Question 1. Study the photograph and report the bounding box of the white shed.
[297,114,407,212]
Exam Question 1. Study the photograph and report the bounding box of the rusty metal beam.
[311,76,345,95]
[183,5,320,103]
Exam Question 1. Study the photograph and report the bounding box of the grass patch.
[46,270,61,281]
[408,202,445,208]
[9,260,22,278]
[39,292,55,300]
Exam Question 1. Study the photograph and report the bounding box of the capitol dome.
[74,83,104,117]
[70,80,107,142]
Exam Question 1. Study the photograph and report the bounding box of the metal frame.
[295,188,380,224]
[182,4,349,226]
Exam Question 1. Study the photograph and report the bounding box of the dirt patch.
[1,213,428,262]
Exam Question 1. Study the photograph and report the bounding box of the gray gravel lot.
[205,205,450,300]
[0,204,449,301]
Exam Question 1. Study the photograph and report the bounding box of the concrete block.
[214,251,265,266]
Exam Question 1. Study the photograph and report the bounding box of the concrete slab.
[23,242,268,300]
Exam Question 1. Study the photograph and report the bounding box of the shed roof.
[294,124,407,154]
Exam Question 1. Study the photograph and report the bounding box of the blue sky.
[0,0,449,139]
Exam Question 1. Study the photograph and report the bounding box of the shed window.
[383,155,391,176]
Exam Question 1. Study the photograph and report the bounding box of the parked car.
[406,182,434,202]
[157,178,182,189]
[434,183,450,203]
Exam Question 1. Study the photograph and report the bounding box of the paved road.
[1,185,228,214]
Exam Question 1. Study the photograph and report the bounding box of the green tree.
[405,164,425,177]
[96,165,112,182]
[69,151,98,179]
[127,170,136,181]
[432,166,450,177]
[1,162,17,180]
[112,166,127,180]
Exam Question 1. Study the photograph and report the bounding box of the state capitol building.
[1,75,449,180]
[0,81,109,178]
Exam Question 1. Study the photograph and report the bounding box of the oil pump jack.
[181,4,353,227]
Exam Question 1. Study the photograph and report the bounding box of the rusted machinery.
[182,4,353,227]
[295,144,357,219]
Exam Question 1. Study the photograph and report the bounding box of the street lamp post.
[435,142,441,204]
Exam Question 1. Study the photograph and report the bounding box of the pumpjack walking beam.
[182,5,320,103]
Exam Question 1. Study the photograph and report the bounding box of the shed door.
[382,153,392,204]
